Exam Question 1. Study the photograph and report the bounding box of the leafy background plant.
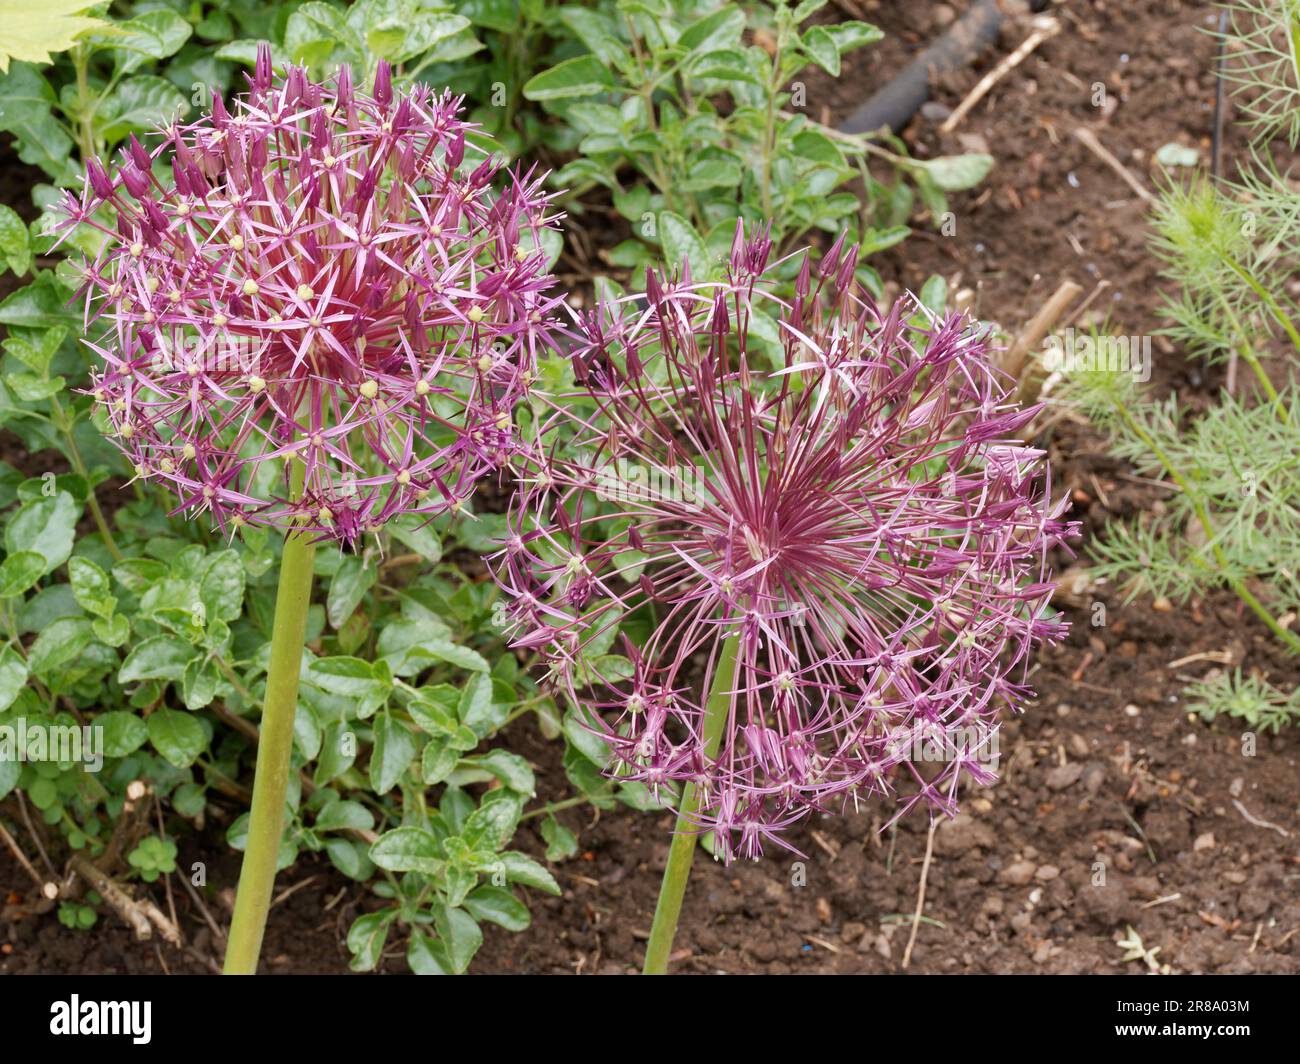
[0,0,993,972]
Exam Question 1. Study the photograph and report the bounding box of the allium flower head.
[493,226,1077,861]
[59,47,563,544]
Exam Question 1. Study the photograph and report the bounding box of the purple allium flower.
[492,226,1077,862]
[58,48,563,544]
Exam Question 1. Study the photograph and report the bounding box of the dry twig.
[1072,127,1153,203]
[940,17,1061,134]
[902,819,938,969]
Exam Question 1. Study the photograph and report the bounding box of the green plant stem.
[518,793,594,822]
[642,634,738,975]
[758,25,787,219]
[1223,256,1300,359]
[1210,287,1285,419]
[223,467,316,975]
[71,46,96,162]
[50,395,121,561]
[1116,404,1300,655]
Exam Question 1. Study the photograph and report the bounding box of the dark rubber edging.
[838,0,1005,135]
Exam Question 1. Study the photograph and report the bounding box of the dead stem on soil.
[940,16,1061,134]
[901,819,938,970]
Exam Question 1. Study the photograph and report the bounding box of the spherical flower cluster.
[58,47,562,544]
[492,226,1077,861]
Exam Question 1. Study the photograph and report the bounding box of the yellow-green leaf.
[0,1,106,72]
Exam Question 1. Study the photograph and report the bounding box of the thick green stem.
[223,477,316,974]
[642,634,738,975]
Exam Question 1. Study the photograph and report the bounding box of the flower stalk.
[643,634,738,975]
[223,459,316,975]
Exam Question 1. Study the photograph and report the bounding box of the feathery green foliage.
[1185,667,1300,733]
[1219,0,1300,148]
[1062,0,1300,660]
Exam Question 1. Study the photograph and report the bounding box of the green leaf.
[0,204,31,275]
[360,5,470,64]
[98,711,148,757]
[369,711,416,794]
[407,689,458,735]
[658,211,713,279]
[0,2,106,73]
[462,790,522,852]
[68,556,115,619]
[3,323,64,374]
[0,644,27,712]
[104,10,193,76]
[540,818,578,862]
[914,153,994,192]
[92,613,129,647]
[523,55,616,101]
[793,0,829,20]
[0,550,45,597]
[314,799,375,833]
[28,776,57,809]
[346,910,394,973]
[421,740,458,785]
[0,273,74,329]
[172,782,206,818]
[473,749,535,795]
[118,635,198,684]
[463,885,530,931]
[325,837,372,880]
[498,850,561,895]
[0,63,76,181]
[461,0,518,34]
[284,2,361,74]
[4,489,76,572]
[180,658,218,710]
[146,709,209,769]
[212,40,262,65]
[304,656,391,716]
[199,550,244,623]
[858,224,911,256]
[679,7,746,53]
[314,721,357,785]
[432,904,482,974]
[8,372,64,400]
[918,274,948,316]
[406,931,450,975]
[0,757,19,801]
[386,514,441,563]
[563,708,609,764]
[326,554,375,628]
[377,616,452,676]
[457,671,495,731]
[95,76,187,145]
[823,20,884,55]
[369,826,443,875]
[801,26,841,76]
[421,639,489,673]
[112,557,169,594]
[554,9,628,68]
[27,617,94,678]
